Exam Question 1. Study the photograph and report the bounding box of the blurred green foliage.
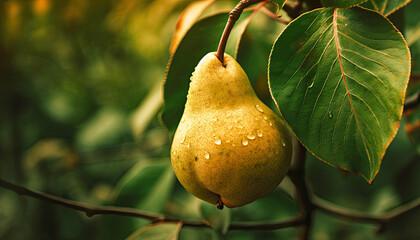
[0,0,419,239]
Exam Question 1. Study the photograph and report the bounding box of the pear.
[171,52,292,208]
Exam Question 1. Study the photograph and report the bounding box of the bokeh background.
[0,0,419,239]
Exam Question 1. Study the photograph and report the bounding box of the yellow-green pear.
[171,52,292,208]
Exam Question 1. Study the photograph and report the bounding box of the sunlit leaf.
[321,0,368,8]
[269,7,410,182]
[361,0,412,17]
[169,0,216,54]
[126,222,182,240]
[162,11,251,134]
[199,201,231,237]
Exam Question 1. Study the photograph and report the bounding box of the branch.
[313,195,420,224]
[287,139,314,240]
[216,0,264,65]
[0,177,304,230]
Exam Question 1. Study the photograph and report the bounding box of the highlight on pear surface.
[170,52,292,208]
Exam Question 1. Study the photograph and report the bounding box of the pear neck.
[186,54,256,112]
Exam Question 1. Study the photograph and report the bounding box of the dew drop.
[172,150,176,155]
[214,138,222,145]
[247,133,256,140]
[187,143,190,148]
[232,143,236,147]
[190,76,194,81]
[263,115,268,120]
[257,130,263,137]
[328,111,333,118]
[242,137,249,146]
[181,118,185,123]
[255,104,264,113]
[180,137,185,143]
[269,122,273,127]
[226,139,231,143]
[204,151,210,159]
[281,139,286,147]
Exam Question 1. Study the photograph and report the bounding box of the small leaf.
[321,0,368,8]
[269,7,410,182]
[126,222,182,240]
[199,201,231,237]
[361,0,412,17]
[162,11,251,134]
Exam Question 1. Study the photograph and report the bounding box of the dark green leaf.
[112,159,174,212]
[200,201,231,237]
[162,12,251,134]
[361,0,412,17]
[100,159,174,239]
[269,7,410,182]
[126,222,182,240]
[321,0,368,8]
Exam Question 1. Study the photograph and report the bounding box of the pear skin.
[171,52,292,208]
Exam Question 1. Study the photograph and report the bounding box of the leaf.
[405,0,420,72]
[162,11,251,134]
[199,201,231,237]
[169,0,216,54]
[130,82,164,141]
[100,159,174,239]
[320,0,368,8]
[361,0,412,17]
[269,7,410,182]
[269,0,287,13]
[126,222,182,240]
[112,159,174,212]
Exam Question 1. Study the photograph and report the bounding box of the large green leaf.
[269,7,410,182]
[162,12,251,134]
[126,222,182,240]
[362,0,412,17]
[321,0,368,8]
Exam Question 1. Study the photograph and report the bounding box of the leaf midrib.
[333,8,372,170]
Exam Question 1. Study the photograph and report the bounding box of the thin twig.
[0,177,304,231]
[313,195,420,224]
[260,6,290,24]
[288,139,314,240]
[216,0,264,65]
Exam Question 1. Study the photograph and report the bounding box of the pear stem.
[216,0,264,66]
[217,197,224,210]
